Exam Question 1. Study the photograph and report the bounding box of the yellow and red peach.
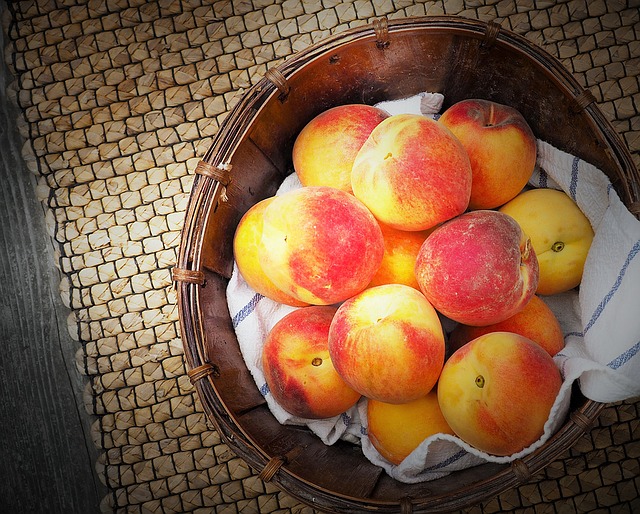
[367,391,454,465]
[258,186,385,305]
[438,99,537,210]
[351,114,472,231]
[448,294,565,357]
[437,331,562,456]
[499,188,594,295]
[415,210,539,326]
[262,306,361,419]
[328,284,445,404]
[292,104,389,193]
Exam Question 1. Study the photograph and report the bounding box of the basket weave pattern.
[2,0,639,512]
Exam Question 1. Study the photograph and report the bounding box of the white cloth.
[375,91,444,117]
[533,141,640,403]
[226,93,640,483]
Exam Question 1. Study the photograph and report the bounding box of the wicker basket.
[174,16,640,513]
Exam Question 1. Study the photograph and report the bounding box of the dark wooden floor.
[0,4,107,511]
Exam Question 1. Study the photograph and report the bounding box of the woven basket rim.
[175,15,638,513]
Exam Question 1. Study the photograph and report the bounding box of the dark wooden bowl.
[174,16,639,513]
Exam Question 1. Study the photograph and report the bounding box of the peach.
[328,284,445,404]
[368,222,433,290]
[438,99,537,210]
[292,104,389,193]
[351,114,472,231]
[415,210,539,326]
[437,332,562,456]
[499,188,594,295]
[262,306,361,419]
[233,198,308,307]
[258,186,385,305]
[449,294,565,357]
[367,391,454,465]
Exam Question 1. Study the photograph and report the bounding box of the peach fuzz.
[437,332,562,456]
[233,198,308,307]
[351,113,472,231]
[438,98,537,210]
[328,284,445,404]
[415,210,539,326]
[368,222,434,290]
[292,104,389,193]
[262,306,361,419]
[258,186,384,305]
[449,294,565,357]
[367,391,454,465]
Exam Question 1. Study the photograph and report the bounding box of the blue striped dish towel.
[533,141,640,403]
[225,93,640,483]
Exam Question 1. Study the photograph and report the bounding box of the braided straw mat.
[2,0,639,512]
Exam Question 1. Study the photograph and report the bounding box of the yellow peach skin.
[258,186,385,305]
[367,392,454,465]
[437,332,562,456]
[262,306,361,419]
[448,295,565,357]
[328,284,445,404]
[439,99,537,210]
[368,222,433,290]
[351,114,472,231]
[233,198,309,307]
[292,104,389,193]
[499,188,594,295]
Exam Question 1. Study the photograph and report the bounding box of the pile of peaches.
[233,99,595,463]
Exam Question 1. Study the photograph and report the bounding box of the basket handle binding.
[171,268,205,286]
[257,442,307,483]
[374,16,390,49]
[510,459,531,483]
[264,68,290,102]
[400,496,414,514]
[187,362,220,384]
[259,456,285,482]
[481,20,501,49]
[194,160,233,203]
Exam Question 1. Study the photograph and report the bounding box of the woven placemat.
[2,1,638,512]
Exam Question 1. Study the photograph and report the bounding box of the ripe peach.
[262,306,361,419]
[437,332,562,456]
[258,186,385,305]
[367,392,454,465]
[449,295,565,357]
[292,104,389,193]
[351,114,472,231]
[328,284,445,404]
[438,99,537,210]
[233,198,308,307]
[368,222,433,290]
[499,188,594,295]
[415,210,539,326]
